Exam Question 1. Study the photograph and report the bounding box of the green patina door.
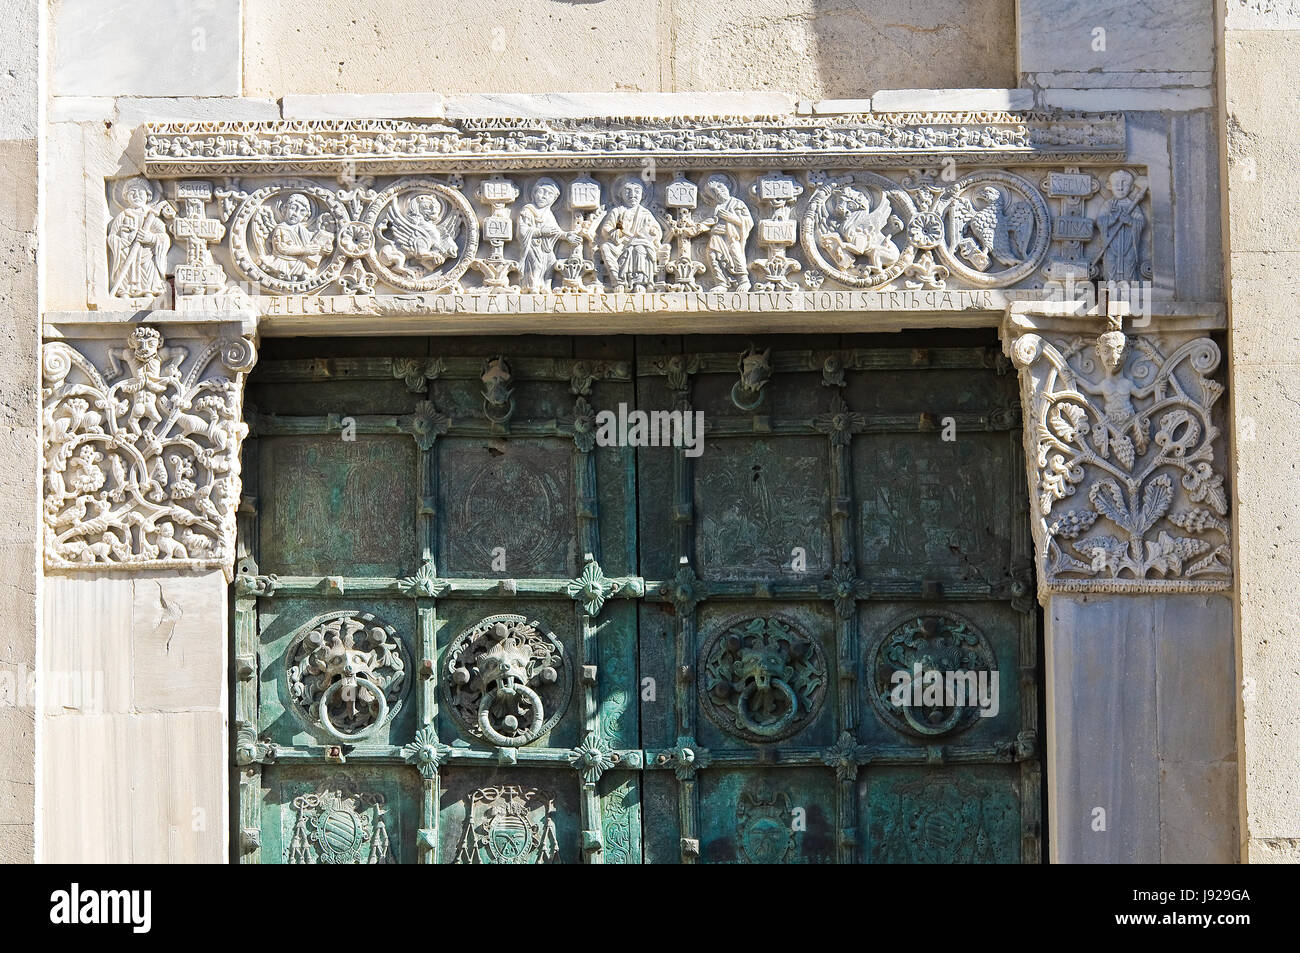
[233,331,1040,864]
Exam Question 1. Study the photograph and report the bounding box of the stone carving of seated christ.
[598,180,663,292]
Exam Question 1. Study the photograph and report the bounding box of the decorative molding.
[41,325,255,578]
[142,114,1126,176]
[1005,312,1231,597]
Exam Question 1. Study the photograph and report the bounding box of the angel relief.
[253,192,336,281]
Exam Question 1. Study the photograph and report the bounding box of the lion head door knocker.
[481,356,515,425]
[736,784,798,864]
[865,611,998,738]
[286,611,409,742]
[445,614,571,747]
[731,344,772,411]
[700,615,827,742]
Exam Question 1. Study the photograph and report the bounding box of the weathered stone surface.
[283,93,444,120]
[42,575,134,715]
[41,710,226,862]
[870,88,1031,112]
[670,0,1015,98]
[1159,761,1239,864]
[1039,88,1213,112]
[1224,31,1300,254]
[1225,23,1300,861]
[442,91,796,119]
[0,0,36,139]
[1028,70,1213,88]
[1045,593,1237,863]
[1171,110,1224,301]
[1019,0,1213,78]
[243,0,1015,100]
[51,0,242,97]
[1046,594,1160,863]
[244,0,661,96]
[131,573,227,711]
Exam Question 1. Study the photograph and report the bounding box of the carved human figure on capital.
[700,174,754,292]
[1093,169,1147,283]
[599,178,664,292]
[1073,326,1153,427]
[253,192,336,280]
[108,326,187,436]
[107,177,171,299]
[518,178,579,294]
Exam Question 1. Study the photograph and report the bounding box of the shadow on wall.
[237,0,1018,98]
[672,0,1017,98]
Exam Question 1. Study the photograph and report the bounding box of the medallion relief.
[284,610,409,742]
[698,614,828,742]
[444,614,572,747]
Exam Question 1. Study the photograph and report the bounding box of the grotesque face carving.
[481,357,513,407]
[129,326,162,362]
[1095,330,1127,371]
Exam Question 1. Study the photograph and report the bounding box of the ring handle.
[737,677,799,737]
[477,683,545,747]
[317,675,389,742]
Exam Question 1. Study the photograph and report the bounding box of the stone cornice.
[141,112,1127,176]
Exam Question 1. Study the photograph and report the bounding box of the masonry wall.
[1223,1,1300,864]
[32,0,1255,863]
[0,0,39,864]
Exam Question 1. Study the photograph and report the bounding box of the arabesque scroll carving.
[42,326,255,576]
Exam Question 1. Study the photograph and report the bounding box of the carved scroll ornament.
[1010,323,1231,595]
[42,326,255,576]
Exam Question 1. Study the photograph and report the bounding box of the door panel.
[234,332,1040,863]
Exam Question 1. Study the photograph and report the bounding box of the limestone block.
[48,97,115,123]
[1227,251,1300,366]
[51,0,242,97]
[0,543,36,664]
[1228,2,1300,30]
[1155,595,1236,764]
[127,711,226,862]
[1224,31,1300,253]
[131,572,227,712]
[442,91,796,119]
[1028,70,1213,88]
[1126,111,1175,299]
[243,0,660,96]
[1170,110,1223,302]
[0,0,37,139]
[114,97,281,126]
[1019,0,1213,78]
[1158,761,1239,863]
[41,122,89,312]
[41,710,226,862]
[42,574,133,715]
[669,0,1014,99]
[870,88,1032,112]
[808,98,872,114]
[1046,594,1160,863]
[1038,88,1213,111]
[282,93,445,120]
